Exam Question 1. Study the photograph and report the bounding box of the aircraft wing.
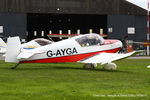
[79,51,143,65]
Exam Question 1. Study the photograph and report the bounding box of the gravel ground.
[128,56,150,59]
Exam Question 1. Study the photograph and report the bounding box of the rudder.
[5,36,21,63]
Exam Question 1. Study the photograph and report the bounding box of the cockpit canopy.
[34,38,53,46]
[75,33,104,47]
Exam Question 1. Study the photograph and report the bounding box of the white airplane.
[5,33,141,69]
[0,38,53,54]
[0,38,7,53]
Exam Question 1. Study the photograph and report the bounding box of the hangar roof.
[0,0,146,15]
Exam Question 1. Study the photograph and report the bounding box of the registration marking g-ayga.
[47,47,78,57]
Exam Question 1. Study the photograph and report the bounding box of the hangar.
[0,0,147,43]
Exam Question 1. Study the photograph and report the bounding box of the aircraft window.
[34,38,53,46]
[76,34,104,47]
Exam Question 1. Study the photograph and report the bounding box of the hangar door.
[27,14,107,41]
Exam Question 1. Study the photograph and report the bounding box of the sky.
[126,0,147,9]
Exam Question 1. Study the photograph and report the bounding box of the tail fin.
[5,37,21,63]
[0,38,7,53]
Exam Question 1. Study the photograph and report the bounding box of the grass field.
[0,59,150,100]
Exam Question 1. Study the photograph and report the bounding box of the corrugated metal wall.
[0,0,146,15]
[107,15,147,42]
[0,13,27,40]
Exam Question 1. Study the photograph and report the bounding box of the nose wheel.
[83,63,97,69]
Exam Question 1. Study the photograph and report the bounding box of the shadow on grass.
[47,66,133,73]
[3,63,133,74]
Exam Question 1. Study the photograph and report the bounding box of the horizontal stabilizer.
[17,50,45,60]
[17,52,34,59]
[0,49,6,53]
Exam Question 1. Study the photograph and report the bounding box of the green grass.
[0,59,150,100]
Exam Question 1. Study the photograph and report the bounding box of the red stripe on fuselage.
[20,47,121,63]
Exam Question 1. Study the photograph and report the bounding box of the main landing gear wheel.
[103,63,117,70]
[83,63,97,69]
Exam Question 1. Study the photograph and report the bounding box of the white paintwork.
[17,50,44,59]
[5,37,21,63]
[21,40,40,49]
[147,65,150,68]
[79,51,136,65]
[17,34,119,61]
[18,34,114,61]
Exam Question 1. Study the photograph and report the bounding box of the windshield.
[75,34,104,47]
[34,38,53,46]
